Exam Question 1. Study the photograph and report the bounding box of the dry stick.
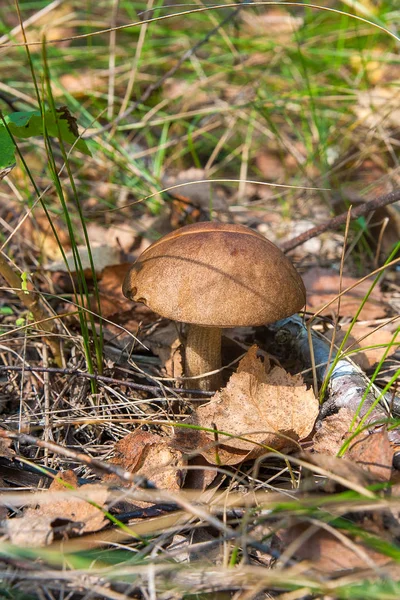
[281,188,400,253]
[0,365,214,397]
[0,427,155,487]
[0,252,62,365]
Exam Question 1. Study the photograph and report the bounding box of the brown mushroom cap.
[122,222,306,327]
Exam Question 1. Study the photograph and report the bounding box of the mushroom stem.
[185,324,222,391]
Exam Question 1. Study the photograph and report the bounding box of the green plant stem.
[0,252,62,365]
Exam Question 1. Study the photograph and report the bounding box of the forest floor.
[0,2,399,599]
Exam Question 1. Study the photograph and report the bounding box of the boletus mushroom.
[122,222,306,391]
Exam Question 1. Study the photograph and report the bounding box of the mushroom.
[122,222,306,391]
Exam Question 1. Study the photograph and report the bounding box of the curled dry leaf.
[181,346,318,465]
[107,430,187,493]
[302,268,388,320]
[6,471,109,547]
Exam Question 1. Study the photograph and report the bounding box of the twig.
[0,428,156,486]
[267,316,400,444]
[0,365,214,397]
[281,188,400,253]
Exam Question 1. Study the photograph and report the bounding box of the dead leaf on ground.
[348,429,393,482]
[19,207,71,261]
[324,324,399,370]
[277,520,393,573]
[178,346,318,466]
[143,321,183,379]
[6,472,109,547]
[0,435,15,460]
[313,408,355,456]
[86,222,141,254]
[58,72,107,97]
[240,9,303,38]
[255,150,286,181]
[356,86,400,129]
[162,169,228,212]
[44,244,121,276]
[303,268,388,319]
[2,4,74,51]
[313,412,393,482]
[95,263,140,318]
[106,430,187,494]
[300,452,377,492]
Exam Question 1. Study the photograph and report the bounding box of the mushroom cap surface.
[122,222,306,327]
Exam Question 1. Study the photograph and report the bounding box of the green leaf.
[0,107,91,170]
[0,125,17,172]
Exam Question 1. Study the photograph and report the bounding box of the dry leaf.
[96,263,139,318]
[185,346,318,465]
[302,268,388,319]
[59,72,107,98]
[277,521,392,573]
[300,452,377,490]
[19,207,71,261]
[313,411,393,482]
[356,87,400,129]
[6,476,109,547]
[348,429,393,482]
[87,222,140,254]
[144,321,183,379]
[0,435,15,460]
[3,4,74,52]
[324,324,398,370]
[240,9,303,38]
[313,408,355,456]
[162,169,228,211]
[108,430,187,492]
[44,244,121,275]
[255,150,286,181]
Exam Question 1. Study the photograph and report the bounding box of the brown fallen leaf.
[182,346,318,465]
[162,169,228,212]
[348,429,393,482]
[107,430,187,493]
[95,263,139,318]
[143,321,183,379]
[313,408,355,456]
[59,72,107,98]
[6,473,109,547]
[277,520,392,573]
[19,206,71,261]
[356,86,400,130]
[0,435,15,460]
[302,268,388,319]
[44,244,121,276]
[300,452,377,492]
[240,8,303,38]
[324,323,398,370]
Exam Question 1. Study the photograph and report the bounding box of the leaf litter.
[6,471,109,547]
[176,346,319,465]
